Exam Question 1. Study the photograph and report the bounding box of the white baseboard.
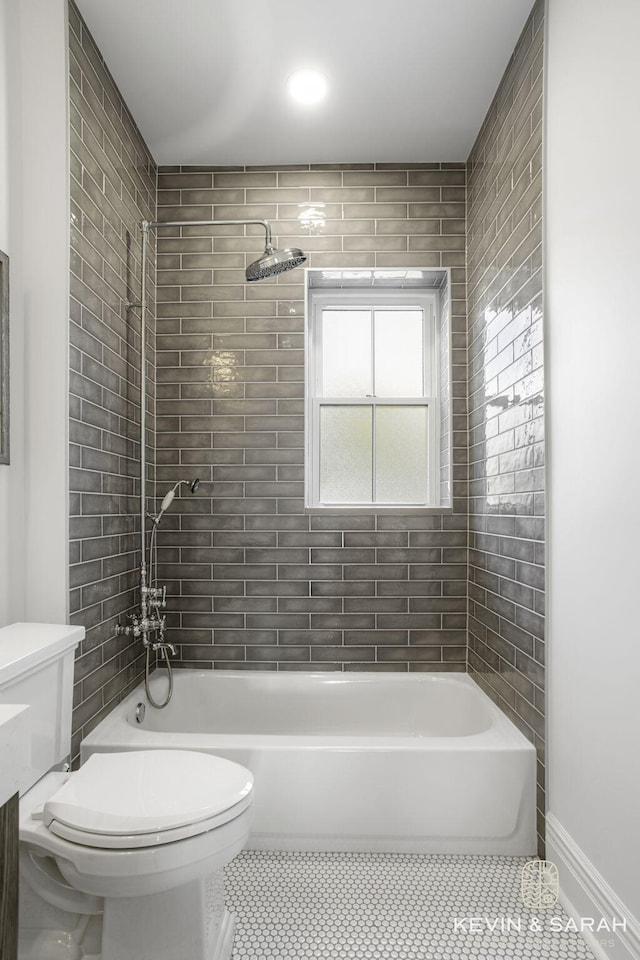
[547,813,640,960]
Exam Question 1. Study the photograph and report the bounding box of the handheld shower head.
[246,243,307,282]
[159,487,177,514]
[153,478,200,525]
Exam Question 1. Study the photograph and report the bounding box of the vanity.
[0,684,31,959]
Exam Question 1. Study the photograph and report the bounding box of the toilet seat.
[21,774,254,899]
[42,750,253,849]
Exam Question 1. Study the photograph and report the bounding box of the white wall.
[0,0,27,624]
[0,0,69,626]
[545,0,640,932]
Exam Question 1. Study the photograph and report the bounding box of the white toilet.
[0,623,254,960]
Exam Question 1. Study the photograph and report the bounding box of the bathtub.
[81,670,536,855]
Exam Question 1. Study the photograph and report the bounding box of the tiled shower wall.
[466,0,545,846]
[67,5,547,839]
[153,164,468,670]
[68,1,156,761]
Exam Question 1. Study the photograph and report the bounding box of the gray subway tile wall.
[153,163,468,672]
[465,0,545,850]
[68,1,156,761]
[67,1,547,845]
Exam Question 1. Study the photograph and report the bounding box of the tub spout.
[153,641,176,657]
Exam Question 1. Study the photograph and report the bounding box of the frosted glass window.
[374,311,424,397]
[375,406,428,503]
[320,406,372,502]
[307,281,441,510]
[321,311,372,397]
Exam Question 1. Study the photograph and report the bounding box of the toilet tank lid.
[0,623,84,687]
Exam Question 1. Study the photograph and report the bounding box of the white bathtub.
[81,670,536,855]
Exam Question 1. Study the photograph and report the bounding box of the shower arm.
[142,218,274,248]
[135,217,275,611]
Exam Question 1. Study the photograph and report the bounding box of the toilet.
[0,623,254,960]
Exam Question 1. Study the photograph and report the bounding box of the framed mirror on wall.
[0,249,8,465]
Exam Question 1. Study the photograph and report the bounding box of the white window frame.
[305,288,441,511]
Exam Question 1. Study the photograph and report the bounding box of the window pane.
[374,310,424,397]
[375,406,428,503]
[320,406,372,503]
[321,310,372,397]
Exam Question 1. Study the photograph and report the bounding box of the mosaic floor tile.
[225,851,595,960]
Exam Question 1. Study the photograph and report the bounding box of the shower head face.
[246,245,307,282]
[189,478,200,493]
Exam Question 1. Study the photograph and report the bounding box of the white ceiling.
[76,0,536,166]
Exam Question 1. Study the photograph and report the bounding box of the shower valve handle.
[115,613,142,638]
[116,611,166,640]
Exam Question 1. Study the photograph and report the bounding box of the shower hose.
[144,641,173,709]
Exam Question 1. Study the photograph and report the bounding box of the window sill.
[304,505,454,516]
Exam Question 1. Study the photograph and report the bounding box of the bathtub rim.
[81,669,536,759]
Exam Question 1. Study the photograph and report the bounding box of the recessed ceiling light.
[287,70,328,105]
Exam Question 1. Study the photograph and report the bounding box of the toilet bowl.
[19,749,254,960]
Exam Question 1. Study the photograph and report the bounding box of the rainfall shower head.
[246,243,307,282]
[144,218,306,284]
